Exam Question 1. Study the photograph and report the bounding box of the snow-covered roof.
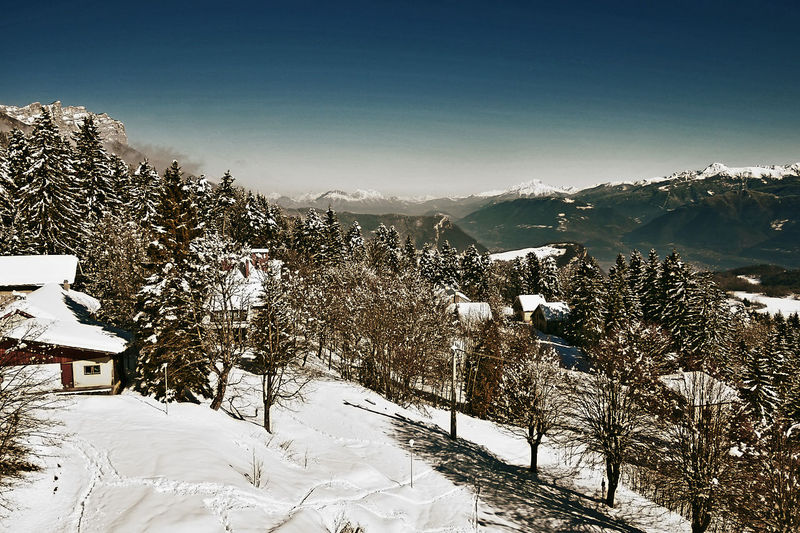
[0,255,78,287]
[536,301,570,321]
[515,294,546,312]
[660,371,738,406]
[447,302,493,324]
[2,283,129,354]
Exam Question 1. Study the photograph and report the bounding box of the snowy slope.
[732,291,800,316]
[489,245,566,262]
[5,370,689,532]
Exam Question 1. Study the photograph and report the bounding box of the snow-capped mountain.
[0,101,127,146]
[477,179,573,198]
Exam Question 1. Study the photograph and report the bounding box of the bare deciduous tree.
[498,331,567,476]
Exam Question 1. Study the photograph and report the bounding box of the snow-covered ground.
[732,291,800,316]
[5,369,688,532]
[489,246,566,263]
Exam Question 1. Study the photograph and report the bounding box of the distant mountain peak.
[476,179,571,198]
[0,100,127,146]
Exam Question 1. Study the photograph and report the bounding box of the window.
[83,365,101,375]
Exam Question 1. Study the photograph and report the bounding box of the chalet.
[531,301,570,335]
[0,254,78,306]
[436,286,471,305]
[512,294,546,323]
[0,283,131,393]
[207,254,282,332]
[447,302,493,328]
[660,371,739,407]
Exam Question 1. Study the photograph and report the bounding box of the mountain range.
[3,101,798,269]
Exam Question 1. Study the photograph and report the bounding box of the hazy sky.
[3,1,799,196]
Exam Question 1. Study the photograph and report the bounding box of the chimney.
[62,279,70,291]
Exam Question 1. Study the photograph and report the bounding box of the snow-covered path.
[5,374,688,532]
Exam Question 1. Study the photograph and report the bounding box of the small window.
[83,365,101,375]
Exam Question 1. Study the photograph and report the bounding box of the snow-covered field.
[5,370,688,532]
[732,291,800,316]
[489,246,566,263]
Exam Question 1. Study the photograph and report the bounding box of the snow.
[489,246,566,262]
[2,283,129,354]
[736,275,760,285]
[0,254,79,287]
[660,371,739,405]
[5,369,689,533]
[732,291,800,316]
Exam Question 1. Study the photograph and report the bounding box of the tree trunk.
[528,427,543,477]
[209,366,231,411]
[691,499,712,533]
[605,458,620,507]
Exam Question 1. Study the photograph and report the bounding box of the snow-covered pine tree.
[294,208,326,264]
[132,159,163,225]
[135,161,209,402]
[190,175,214,232]
[439,240,460,288]
[418,243,442,285]
[344,220,365,261]
[18,110,85,255]
[213,170,237,236]
[0,129,28,228]
[508,257,529,297]
[460,244,489,300]
[524,252,541,294]
[73,115,117,225]
[626,249,644,320]
[566,257,606,347]
[403,235,416,266]
[322,207,344,266]
[604,254,630,333]
[109,154,133,217]
[740,340,779,424]
[235,192,280,248]
[658,250,694,357]
[539,255,562,300]
[641,249,661,322]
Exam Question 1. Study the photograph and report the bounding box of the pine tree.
[0,129,28,227]
[17,110,85,255]
[73,115,116,224]
[539,255,562,300]
[641,249,661,322]
[191,175,214,231]
[344,221,365,261]
[626,249,645,320]
[132,160,162,225]
[566,257,606,347]
[213,170,237,236]
[295,208,326,263]
[740,340,779,423]
[508,257,529,297]
[109,154,133,217]
[419,243,442,285]
[524,252,541,294]
[403,235,416,266]
[460,244,489,300]
[440,241,460,288]
[135,161,208,402]
[604,254,630,333]
[322,207,344,266]
[659,250,695,358]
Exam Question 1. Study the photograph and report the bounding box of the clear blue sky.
[2,0,799,196]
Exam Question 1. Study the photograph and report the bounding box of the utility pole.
[450,345,458,440]
[409,439,415,488]
[162,362,169,415]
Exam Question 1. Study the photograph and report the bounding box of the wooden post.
[450,346,457,440]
